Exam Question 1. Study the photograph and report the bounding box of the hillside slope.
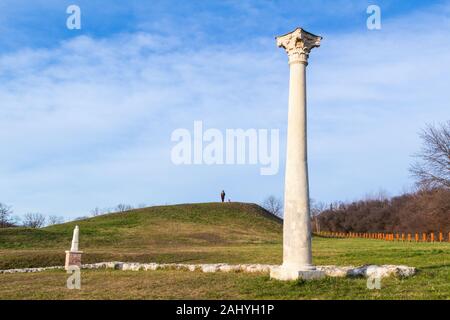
[0,202,282,269]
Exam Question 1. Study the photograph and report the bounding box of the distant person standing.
[220,190,226,203]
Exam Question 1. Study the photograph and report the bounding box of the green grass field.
[0,203,448,299]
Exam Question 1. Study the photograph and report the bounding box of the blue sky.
[0,1,449,219]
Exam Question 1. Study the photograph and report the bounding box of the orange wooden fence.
[315,231,450,242]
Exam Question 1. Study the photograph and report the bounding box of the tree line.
[315,187,449,233]
[0,203,142,228]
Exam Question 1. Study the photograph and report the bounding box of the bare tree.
[310,199,327,233]
[90,207,101,217]
[115,204,133,212]
[410,121,450,189]
[0,203,13,228]
[48,215,64,225]
[262,196,283,218]
[23,213,46,228]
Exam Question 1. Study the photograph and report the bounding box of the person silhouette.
[220,190,226,203]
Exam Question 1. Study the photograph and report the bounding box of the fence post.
[407,233,411,242]
[415,233,419,242]
[422,233,427,242]
[439,232,443,242]
[430,232,435,242]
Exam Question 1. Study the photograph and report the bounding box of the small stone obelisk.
[65,225,83,270]
[270,28,325,281]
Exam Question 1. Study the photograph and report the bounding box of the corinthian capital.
[276,28,322,65]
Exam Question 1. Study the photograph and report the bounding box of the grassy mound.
[0,202,282,269]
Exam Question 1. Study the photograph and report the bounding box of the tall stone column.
[270,28,324,281]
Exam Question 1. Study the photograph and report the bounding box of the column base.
[65,250,83,270]
[270,265,325,281]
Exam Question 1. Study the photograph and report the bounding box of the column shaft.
[283,61,312,270]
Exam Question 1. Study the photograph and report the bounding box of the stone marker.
[270,28,325,281]
[65,225,83,270]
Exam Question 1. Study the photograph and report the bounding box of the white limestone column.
[271,28,323,281]
[284,58,312,270]
[70,225,79,251]
[65,225,83,270]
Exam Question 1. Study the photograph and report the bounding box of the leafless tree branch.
[410,121,450,189]
[262,196,283,218]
